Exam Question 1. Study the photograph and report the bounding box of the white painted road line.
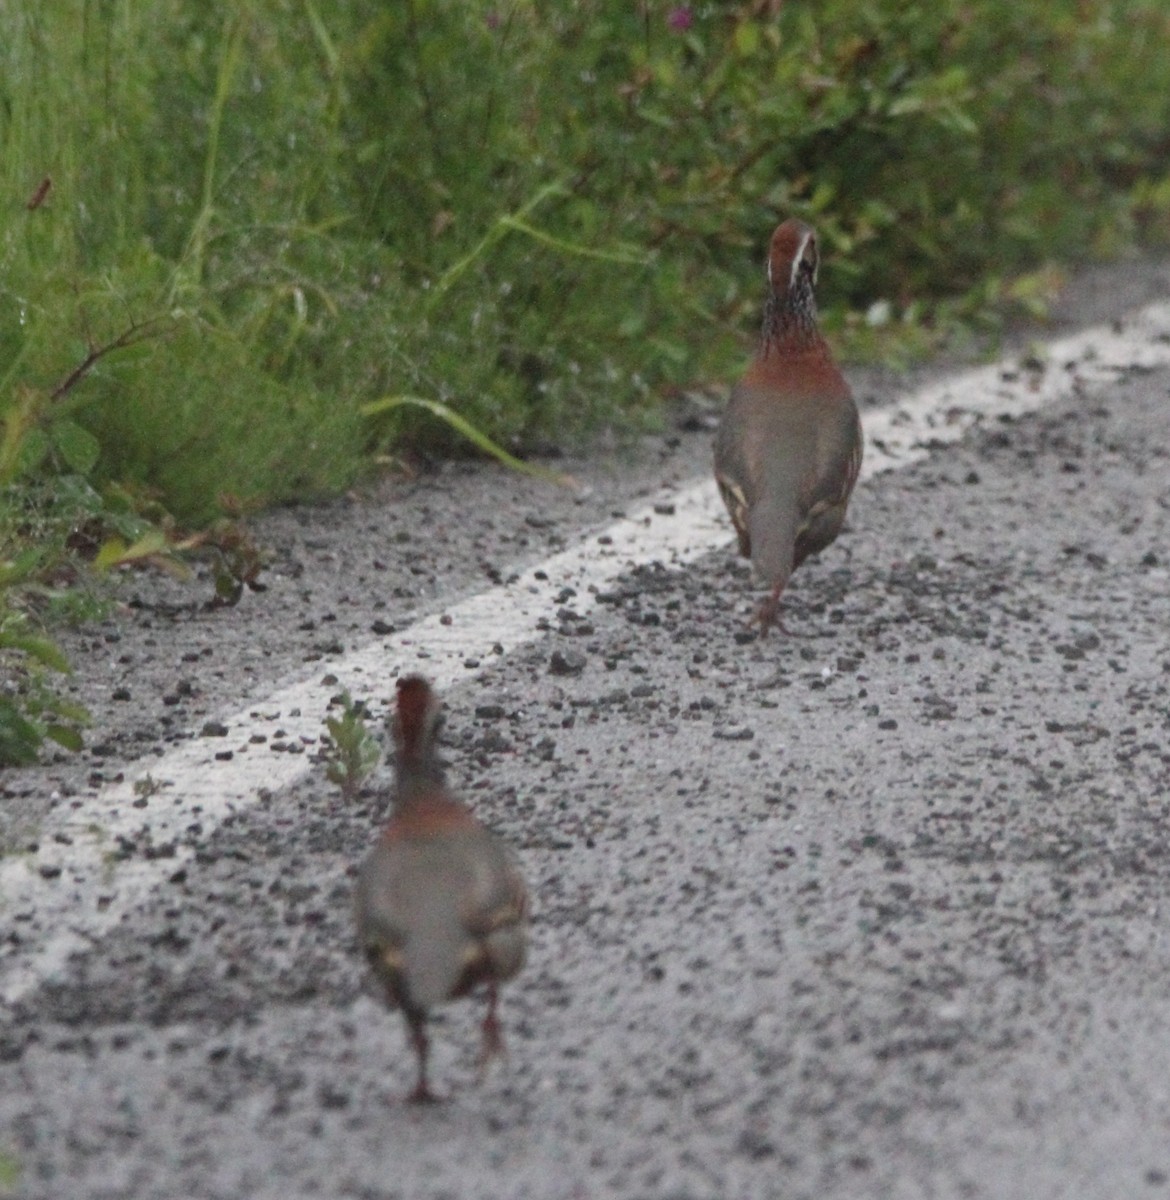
[3,301,1170,1006]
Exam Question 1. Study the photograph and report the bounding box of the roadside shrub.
[3,0,1170,760]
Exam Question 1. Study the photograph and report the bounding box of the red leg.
[405,1009,440,1104]
[477,982,506,1075]
[757,580,788,636]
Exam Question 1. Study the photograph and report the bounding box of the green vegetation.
[323,692,382,801]
[0,1146,20,1198]
[3,0,1170,762]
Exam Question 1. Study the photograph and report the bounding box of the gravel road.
[2,259,1170,1199]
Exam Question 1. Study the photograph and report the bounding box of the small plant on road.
[323,692,380,800]
[0,1144,22,1197]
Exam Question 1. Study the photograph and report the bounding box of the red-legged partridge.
[354,676,528,1103]
[715,218,863,633]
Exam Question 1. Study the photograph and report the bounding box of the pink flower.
[667,6,693,32]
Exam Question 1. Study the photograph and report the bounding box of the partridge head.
[714,218,863,633]
[353,675,528,1103]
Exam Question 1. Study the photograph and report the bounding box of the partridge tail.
[403,910,467,1008]
[748,495,799,595]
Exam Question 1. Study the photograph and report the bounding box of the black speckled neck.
[760,272,821,352]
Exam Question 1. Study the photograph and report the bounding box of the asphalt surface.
[3,259,1170,1199]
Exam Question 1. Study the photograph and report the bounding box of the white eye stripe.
[767,224,819,291]
[789,230,815,289]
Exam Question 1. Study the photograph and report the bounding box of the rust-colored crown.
[394,674,440,762]
[760,218,822,352]
[766,218,818,295]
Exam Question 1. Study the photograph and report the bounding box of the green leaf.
[45,723,85,752]
[645,337,689,367]
[92,537,128,572]
[0,549,44,587]
[0,633,71,673]
[214,567,244,605]
[361,395,576,487]
[119,529,169,561]
[0,699,42,767]
[734,22,761,57]
[50,419,101,474]
[93,529,168,571]
[39,691,90,724]
[14,427,50,477]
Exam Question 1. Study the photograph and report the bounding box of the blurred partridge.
[354,675,528,1103]
[714,218,863,633]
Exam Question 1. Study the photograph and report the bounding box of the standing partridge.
[354,675,528,1103]
[714,218,863,633]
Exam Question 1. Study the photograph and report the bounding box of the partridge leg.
[477,982,506,1075]
[756,581,790,636]
[404,1008,440,1105]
